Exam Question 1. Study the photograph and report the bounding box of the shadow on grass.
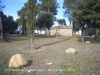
[4,34,55,43]
[0,36,28,43]
[19,60,33,67]
[28,60,33,66]
[10,37,27,42]
[34,34,56,39]
[35,37,72,50]
[77,36,100,44]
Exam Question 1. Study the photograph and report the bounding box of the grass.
[0,35,100,75]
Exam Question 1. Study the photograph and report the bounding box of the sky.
[3,0,69,25]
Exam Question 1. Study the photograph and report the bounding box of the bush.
[87,28,95,36]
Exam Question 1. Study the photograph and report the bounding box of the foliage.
[73,21,82,31]
[0,0,5,38]
[36,0,59,32]
[39,0,59,15]
[63,0,100,42]
[26,0,37,49]
[27,0,36,35]
[17,5,27,34]
[16,18,22,26]
[63,0,100,29]
[57,19,66,25]
[16,0,59,35]
[1,12,18,34]
[62,65,75,75]
[87,28,95,36]
[37,12,54,29]
[63,0,75,25]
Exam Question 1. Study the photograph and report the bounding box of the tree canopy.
[63,0,100,42]
[26,0,37,49]
[27,0,36,34]
[16,0,59,37]
[39,0,59,15]
[57,19,66,25]
[63,0,100,29]
[37,12,54,29]
[0,0,5,38]
[17,3,27,34]
[1,12,18,34]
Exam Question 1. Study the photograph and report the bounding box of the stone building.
[50,26,73,36]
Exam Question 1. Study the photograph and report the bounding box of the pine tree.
[27,0,37,50]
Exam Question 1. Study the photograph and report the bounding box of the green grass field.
[0,35,100,75]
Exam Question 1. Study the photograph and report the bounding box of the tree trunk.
[22,15,25,35]
[30,34,33,50]
[55,26,58,41]
[44,26,49,36]
[46,28,49,36]
[48,8,50,12]
[24,24,27,34]
[44,26,46,35]
[81,28,85,43]
[56,27,58,38]
[94,29,99,40]
[0,12,3,38]
[72,21,74,36]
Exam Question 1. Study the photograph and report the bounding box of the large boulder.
[9,54,28,68]
[65,48,76,54]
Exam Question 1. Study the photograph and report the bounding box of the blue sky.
[3,0,69,25]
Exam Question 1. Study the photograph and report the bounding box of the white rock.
[45,62,52,65]
[28,70,31,73]
[9,54,28,68]
[65,48,76,54]
[85,41,90,44]
[92,73,95,75]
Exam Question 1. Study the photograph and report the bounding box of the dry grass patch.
[0,35,100,75]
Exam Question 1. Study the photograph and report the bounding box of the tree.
[37,12,54,36]
[63,0,75,25]
[72,0,92,43]
[0,0,5,38]
[1,12,18,34]
[87,0,100,40]
[36,0,59,36]
[27,0,37,50]
[63,0,100,43]
[16,18,22,25]
[87,28,95,36]
[57,19,66,26]
[17,6,27,34]
[39,0,59,15]
[17,1,40,35]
